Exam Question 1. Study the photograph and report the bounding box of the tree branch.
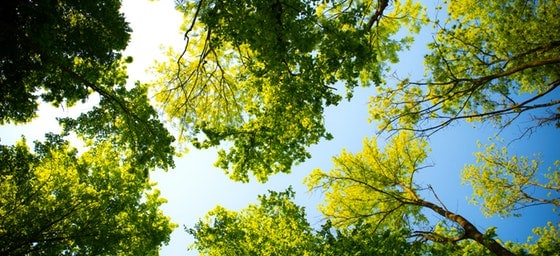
[411,198,515,256]
[412,230,464,244]
[365,0,389,30]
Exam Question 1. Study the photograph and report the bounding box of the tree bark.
[414,199,515,256]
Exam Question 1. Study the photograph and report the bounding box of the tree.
[462,136,559,217]
[0,135,177,255]
[305,132,516,256]
[523,222,560,256]
[188,187,427,255]
[153,0,427,182]
[187,187,317,255]
[0,0,130,123]
[0,1,176,177]
[316,220,426,256]
[369,0,560,136]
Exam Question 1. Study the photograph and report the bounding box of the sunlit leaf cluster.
[153,0,426,182]
[462,136,560,217]
[187,188,316,255]
[305,132,429,229]
[0,136,176,255]
[370,0,560,135]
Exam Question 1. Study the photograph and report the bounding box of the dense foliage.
[154,0,426,182]
[0,136,176,255]
[0,0,130,123]
[178,0,559,255]
[2,0,558,255]
[0,0,176,254]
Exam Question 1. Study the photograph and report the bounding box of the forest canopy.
[1,0,558,255]
[167,0,559,255]
[153,0,426,182]
[0,0,176,254]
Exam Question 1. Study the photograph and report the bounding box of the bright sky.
[1,1,558,255]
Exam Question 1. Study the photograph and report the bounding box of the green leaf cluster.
[0,0,131,124]
[462,136,560,217]
[153,0,426,182]
[370,0,560,134]
[187,188,316,255]
[0,136,176,255]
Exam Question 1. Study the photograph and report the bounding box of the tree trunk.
[414,199,515,256]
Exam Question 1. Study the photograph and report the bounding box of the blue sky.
[1,1,558,255]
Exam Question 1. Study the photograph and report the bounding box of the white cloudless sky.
[1,1,557,255]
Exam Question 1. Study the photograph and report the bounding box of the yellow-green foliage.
[370,0,560,134]
[305,132,429,229]
[153,0,426,182]
[187,188,315,256]
[462,136,559,217]
[0,138,176,255]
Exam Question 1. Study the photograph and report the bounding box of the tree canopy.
[369,0,560,135]
[187,187,427,255]
[0,136,176,255]
[187,183,559,256]
[1,0,177,254]
[2,0,559,255]
[0,0,130,123]
[0,0,176,174]
[179,0,559,255]
[306,132,516,255]
[153,0,426,182]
